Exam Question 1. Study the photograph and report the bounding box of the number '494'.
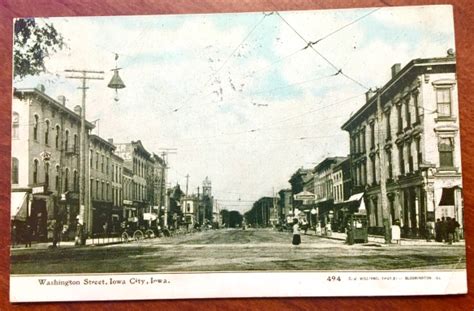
[327,276,341,281]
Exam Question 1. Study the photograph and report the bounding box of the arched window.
[45,120,50,145]
[73,170,78,192]
[33,159,39,184]
[55,125,61,149]
[64,130,69,152]
[73,134,78,153]
[64,168,69,191]
[44,162,50,189]
[12,112,19,139]
[12,158,19,184]
[55,165,60,191]
[33,115,39,140]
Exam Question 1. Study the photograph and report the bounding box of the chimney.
[57,95,66,106]
[74,105,82,116]
[36,84,46,93]
[108,138,114,144]
[365,89,375,101]
[391,63,401,78]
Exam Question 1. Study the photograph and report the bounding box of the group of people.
[433,217,461,244]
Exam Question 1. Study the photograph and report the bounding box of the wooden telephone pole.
[65,69,104,245]
[376,88,390,243]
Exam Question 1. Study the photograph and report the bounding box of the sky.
[14,5,456,213]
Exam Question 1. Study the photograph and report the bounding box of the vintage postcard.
[10,4,466,302]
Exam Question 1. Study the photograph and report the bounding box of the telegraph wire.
[275,11,370,90]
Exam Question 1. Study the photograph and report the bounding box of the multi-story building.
[341,53,462,237]
[181,195,200,227]
[278,189,293,223]
[121,167,134,221]
[331,157,352,231]
[288,168,314,212]
[313,157,347,225]
[114,140,152,223]
[11,86,94,241]
[151,153,167,221]
[110,149,124,232]
[89,134,119,234]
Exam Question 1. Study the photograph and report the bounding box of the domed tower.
[202,176,212,197]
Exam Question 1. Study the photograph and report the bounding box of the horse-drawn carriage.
[120,213,162,242]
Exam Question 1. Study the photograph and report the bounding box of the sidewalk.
[11,236,124,251]
[304,229,465,246]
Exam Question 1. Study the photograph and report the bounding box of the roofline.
[341,56,456,131]
[90,134,116,150]
[14,87,96,129]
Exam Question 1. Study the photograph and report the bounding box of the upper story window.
[413,92,420,124]
[12,158,19,184]
[44,162,50,188]
[12,112,19,139]
[436,88,452,117]
[439,137,454,167]
[55,125,61,149]
[385,110,391,140]
[397,104,403,133]
[33,115,39,140]
[45,120,50,145]
[73,134,78,153]
[64,130,69,152]
[405,99,411,127]
[370,122,375,149]
[33,159,39,184]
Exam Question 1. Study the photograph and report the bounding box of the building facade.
[11,86,94,241]
[114,141,152,224]
[342,54,462,237]
[313,157,348,226]
[89,135,118,234]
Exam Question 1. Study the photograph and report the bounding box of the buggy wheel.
[133,230,144,241]
[145,229,155,239]
[121,232,129,243]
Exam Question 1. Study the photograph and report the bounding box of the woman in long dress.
[292,218,301,246]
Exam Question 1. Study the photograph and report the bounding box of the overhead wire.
[275,11,371,90]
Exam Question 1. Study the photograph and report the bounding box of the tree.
[14,18,65,78]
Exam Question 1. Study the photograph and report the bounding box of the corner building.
[342,55,463,238]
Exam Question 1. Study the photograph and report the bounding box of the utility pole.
[65,69,104,245]
[158,148,176,228]
[376,88,390,244]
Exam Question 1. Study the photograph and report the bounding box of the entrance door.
[30,199,47,242]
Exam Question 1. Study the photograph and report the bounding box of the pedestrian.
[446,217,455,245]
[435,219,442,242]
[292,218,301,246]
[11,224,17,248]
[440,217,447,243]
[391,219,401,245]
[453,218,461,242]
[24,223,32,248]
[426,220,435,242]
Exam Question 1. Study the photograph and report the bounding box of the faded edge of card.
[10,270,467,302]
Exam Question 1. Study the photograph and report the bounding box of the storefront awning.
[11,192,28,221]
[341,192,366,213]
[438,186,461,206]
